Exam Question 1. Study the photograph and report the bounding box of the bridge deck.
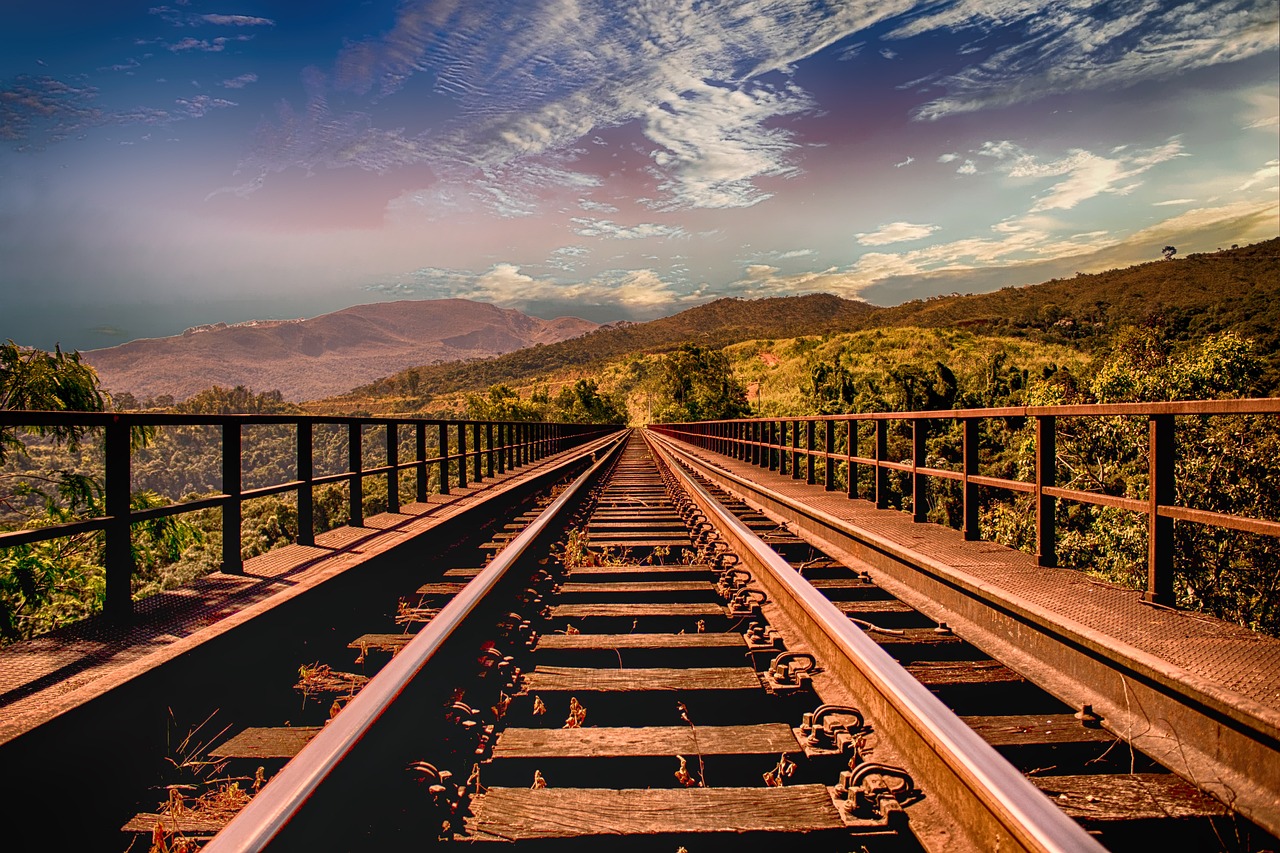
[670,440,1280,721]
[0,448,578,746]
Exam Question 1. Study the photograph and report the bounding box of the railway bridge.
[0,402,1277,851]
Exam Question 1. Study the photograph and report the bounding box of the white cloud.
[199,14,273,27]
[856,221,939,246]
[894,155,914,168]
[957,159,977,174]
[901,0,1279,120]
[571,218,687,240]
[1153,198,1196,206]
[406,263,696,311]
[641,79,813,209]
[221,73,258,89]
[937,153,958,163]
[265,0,917,213]
[1237,159,1279,191]
[968,138,1187,211]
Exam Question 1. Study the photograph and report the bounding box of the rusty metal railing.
[0,410,614,621]
[650,398,1280,605]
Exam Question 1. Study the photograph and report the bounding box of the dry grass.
[294,662,369,697]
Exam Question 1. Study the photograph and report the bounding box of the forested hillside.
[325,240,1280,414]
[321,293,874,413]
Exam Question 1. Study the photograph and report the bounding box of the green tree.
[986,329,1280,633]
[653,345,750,422]
[1,341,105,463]
[552,379,626,424]
[1,344,206,640]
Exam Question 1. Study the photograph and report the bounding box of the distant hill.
[323,240,1279,413]
[85,300,598,402]
[858,239,1280,348]
[327,293,876,410]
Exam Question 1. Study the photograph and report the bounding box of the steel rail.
[646,430,1106,853]
[202,430,627,853]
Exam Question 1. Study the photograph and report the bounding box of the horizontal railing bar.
[1159,505,1280,537]
[0,411,574,428]
[0,516,112,547]
[648,397,1280,426]
[1043,486,1147,514]
[130,495,228,521]
[968,474,1036,494]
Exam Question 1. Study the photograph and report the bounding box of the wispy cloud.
[199,14,274,27]
[856,221,939,246]
[1236,159,1279,191]
[250,0,913,214]
[571,218,687,240]
[578,199,619,213]
[174,95,237,118]
[977,138,1187,211]
[901,0,1279,120]
[221,73,258,89]
[0,75,103,147]
[150,7,274,27]
[387,263,699,312]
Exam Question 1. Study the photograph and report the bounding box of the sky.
[1,0,1277,351]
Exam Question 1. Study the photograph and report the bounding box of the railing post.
[386,422,400,514]
[103,418,134,620]
[874,419,888,509]
[472,422,483,482]
[496,424,507,474]
[416,423,429,502]
[437,422,450,495]
[806,419,816,485]
[457,423,468,488]
[1148,414,1176,604]
[792,419,802,480]
[755,421,764,467]
[297,420,315,546]
[824,420,835,490]
[963,418,979,541]
[348,421,364,527]
[912,418,928,523]
[776,420,786,473]
[1035,414,1056,567]
[847,420,858,499]
[486,423,495,477]
[222,421,244,572]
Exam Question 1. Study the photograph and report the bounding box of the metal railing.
[650,398,1280,605]
[0,410,613,620]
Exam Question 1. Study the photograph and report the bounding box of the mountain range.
[85,300,597,402]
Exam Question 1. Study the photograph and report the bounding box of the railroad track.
[122,431,1272,851]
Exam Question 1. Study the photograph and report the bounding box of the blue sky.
[1,0,1276,350]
